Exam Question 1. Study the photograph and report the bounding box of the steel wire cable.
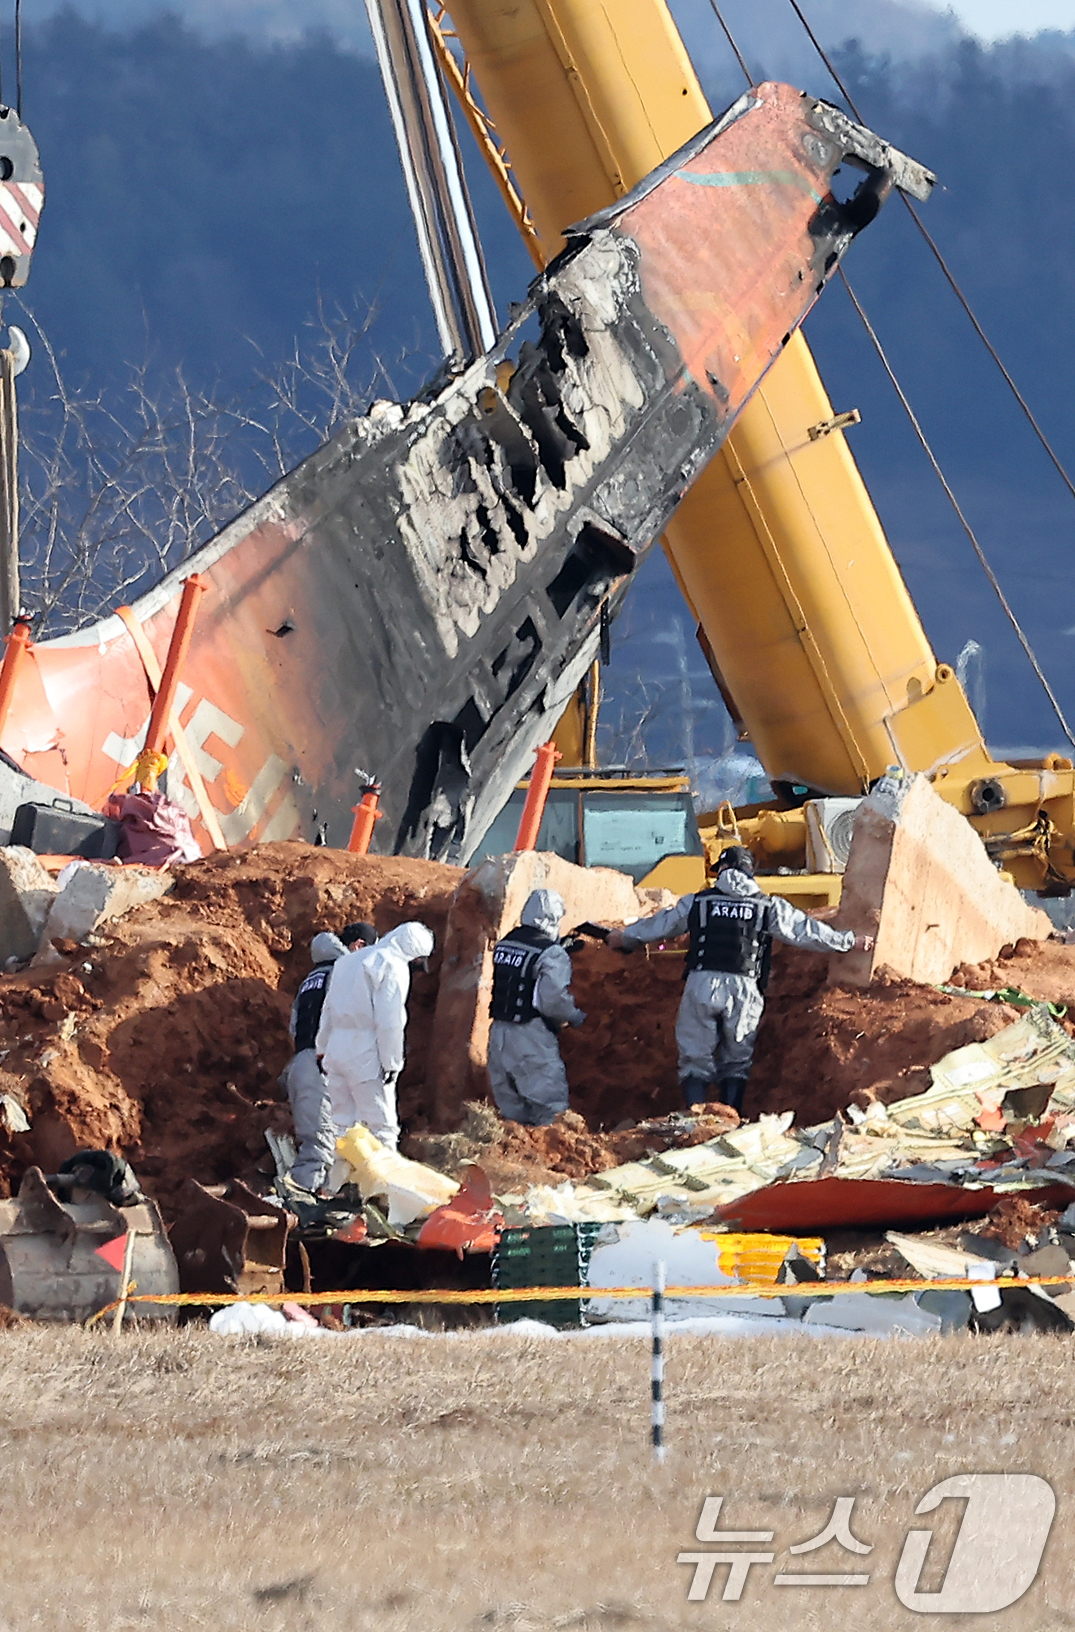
[708,0,1075,746]
[838,268,1075,749]
[785,0,1075,514]
[15,0,21,117]
[705,1,752,85]
[767,0,1075,744]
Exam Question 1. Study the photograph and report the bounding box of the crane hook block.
[0,107,43,289]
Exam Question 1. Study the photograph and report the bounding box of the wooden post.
[111,1230,137,1335]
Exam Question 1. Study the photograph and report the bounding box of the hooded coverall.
[620,868,855,1109]
[280,931,348,1192]
[487,889,585,1126]
[316,921,434,1151]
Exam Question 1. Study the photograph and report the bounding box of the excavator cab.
[472,769,705,885]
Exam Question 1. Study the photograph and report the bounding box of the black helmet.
[341,921,377,947]
[716,844,755,877]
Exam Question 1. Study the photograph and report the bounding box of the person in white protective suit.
[608,846,873,1116]
[316,921,435,1151]
[487,889,586,1126]
[278,924,376,1199]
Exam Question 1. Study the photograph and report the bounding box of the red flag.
[95,1233,128,1272]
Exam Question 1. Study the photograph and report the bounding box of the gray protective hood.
[377,921,435,961]
[520,889,566,939]
[714,869,765,900]
[310,931,349,964]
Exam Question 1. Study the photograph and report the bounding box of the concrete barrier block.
[0,846,59,964]
[41,863,173,948]
[429,851,646,1123]
[832,773,1051,987]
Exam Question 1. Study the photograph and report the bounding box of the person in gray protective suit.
[279,923,375,1197]
[608,847,872,1116]
[487,889,586,1125]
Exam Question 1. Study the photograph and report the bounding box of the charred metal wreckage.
[324,87,933,860]
[8,87,931,861]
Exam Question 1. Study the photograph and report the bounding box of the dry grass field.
[1,1324,1073,1631]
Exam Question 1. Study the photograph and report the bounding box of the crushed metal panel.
[889,1007,1075,1133]
[0,1165,177,1322]
[17,84,928,860]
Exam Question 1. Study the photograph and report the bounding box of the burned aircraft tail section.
[8,86,932,860]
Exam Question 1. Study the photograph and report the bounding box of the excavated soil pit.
[410,932,1075,1186]
[556,936,1075,1128]
[752,933,1075,1124]
[0,844,461,1213]
[5,842,1075,1212]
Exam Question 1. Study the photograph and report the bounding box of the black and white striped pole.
[651,1259,666,1464]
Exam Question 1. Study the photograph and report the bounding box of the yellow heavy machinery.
[471,655,706,883]
[436,0,1075,899]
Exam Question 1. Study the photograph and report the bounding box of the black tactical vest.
[292,962,333,1052]
[490,925,555,1023]
[686,890,774,987]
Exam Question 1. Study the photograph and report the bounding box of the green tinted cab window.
[472,788,579,864]
[582,793,701,881]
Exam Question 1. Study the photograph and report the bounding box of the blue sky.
[947,0,1075,33]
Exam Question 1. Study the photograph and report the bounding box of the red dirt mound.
[750,933,1075,1125]
[556,935,1071,1130]
[748,947,1024,1124]
[6,839,1075,1213]
[947,935,1075,1010]
[0,844,461,1213]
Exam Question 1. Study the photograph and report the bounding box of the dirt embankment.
[555,932,1075,1131]
[5,841,1075,1211]
[751,934,1075,1124]
[0,844,461,1212]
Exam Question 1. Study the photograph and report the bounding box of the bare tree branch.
[10,296,410,637]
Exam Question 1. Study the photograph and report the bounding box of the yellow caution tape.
[83,1272,1074,1329]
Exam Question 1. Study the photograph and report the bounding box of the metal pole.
[348,783,384,853]
[651,1259,666,1464]
[135,574,206,792]
[364,0,497,359]
[0,612,30,749]
[403,0,496,352]
[0,347,19,634]
[514,741,561,850]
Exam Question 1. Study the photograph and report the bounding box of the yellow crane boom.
[439,0,1075,893]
